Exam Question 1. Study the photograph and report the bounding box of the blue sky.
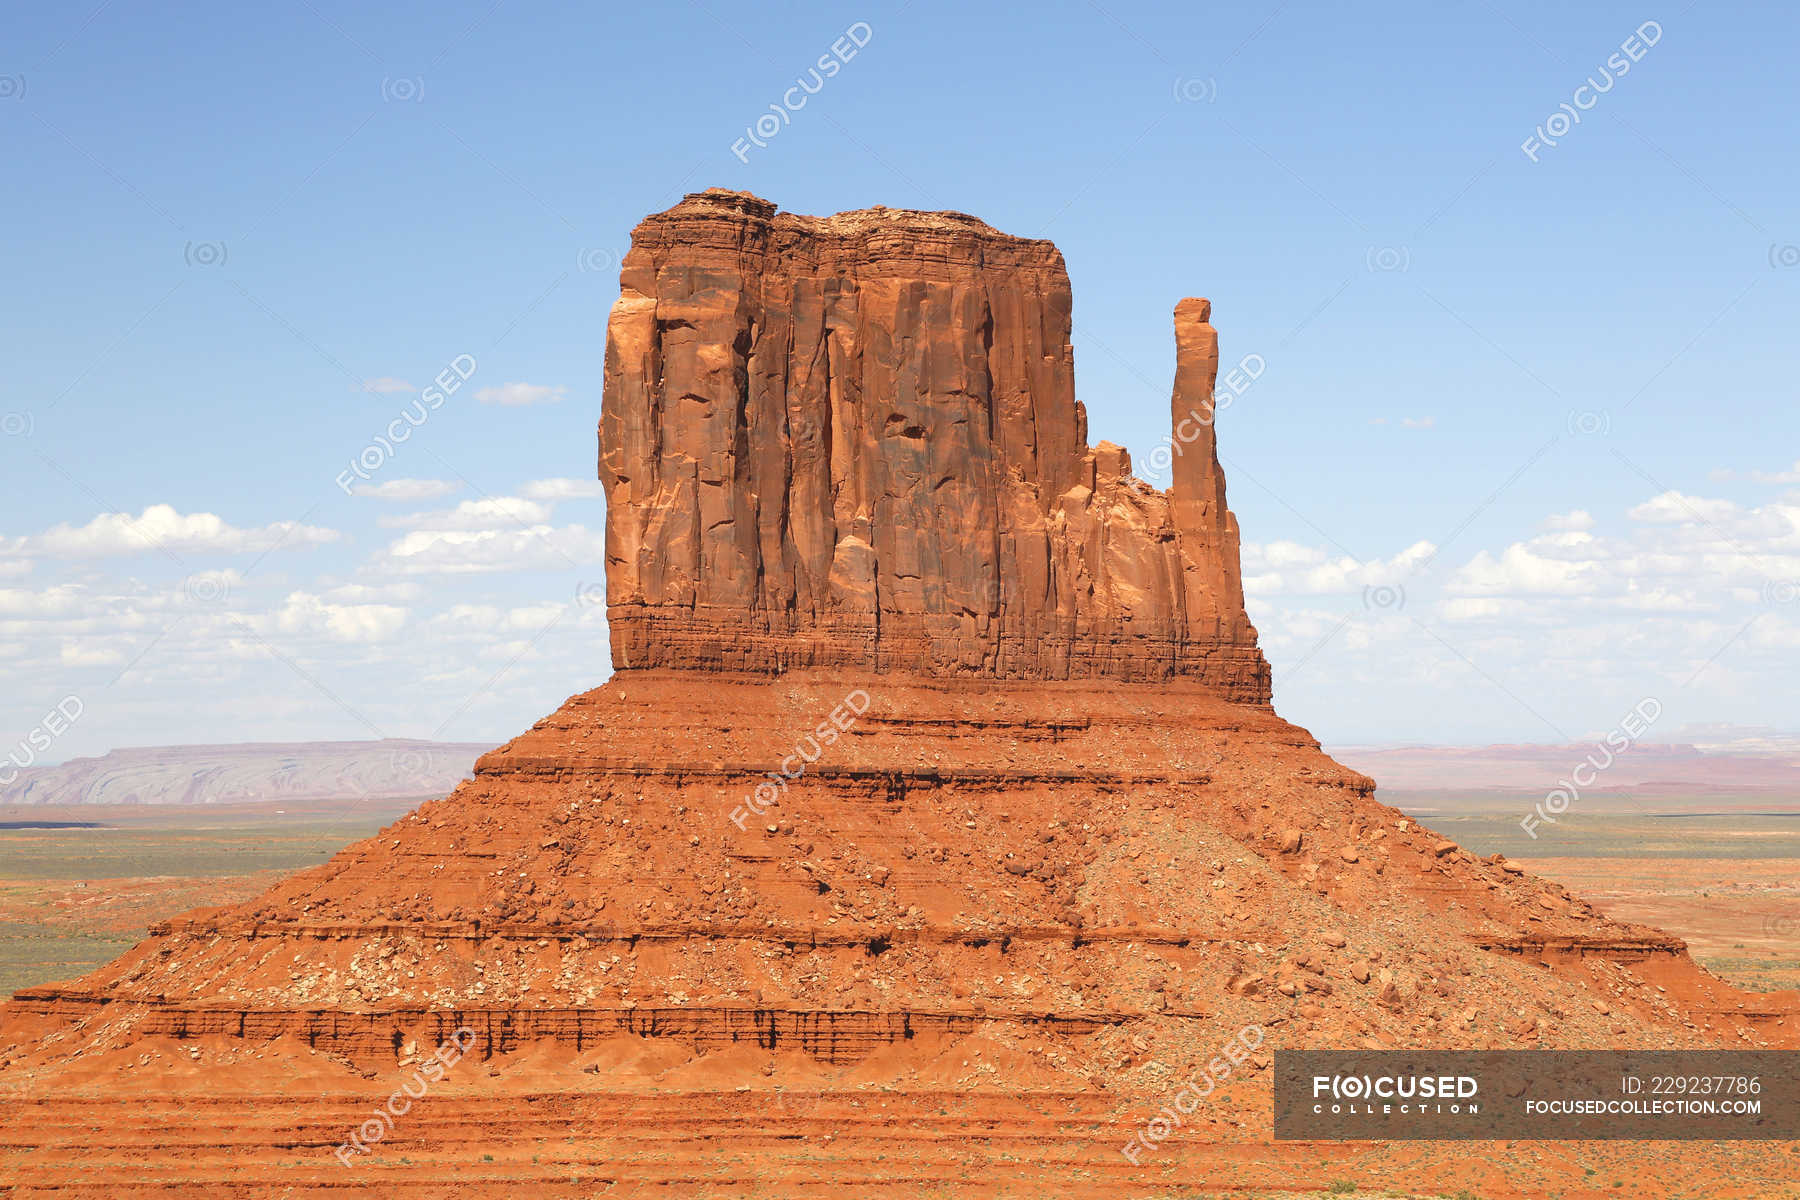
[3,0,1797,763]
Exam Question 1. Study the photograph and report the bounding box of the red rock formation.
[601,189,1268,696]
[2,191,1793,1198]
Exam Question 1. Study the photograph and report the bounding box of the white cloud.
[349,478,461,502]
[475,382,567,407]
[1445,489,1800,611]
[4,506,340,559]
[61,641,126,667]
[520,477,606,501]
[1440,597,1509,621]
[1542,510,1595,532]
[180,567,246,599]
[268,592,409,642]
[359,377,416,395]
[319,581,422,604]
[1450,541,1599,596]
[1242,539,1437,596]
[1712,461,1800,485]
[0,584,101,619]
[1628,490,1740,525]
[379,498,553,531]
[378,525,606,575]
[429,603,568,634]
[1399,417,1435,429]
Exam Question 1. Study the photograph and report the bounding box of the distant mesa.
[1336,737,1800,799]
[0,740,486,806]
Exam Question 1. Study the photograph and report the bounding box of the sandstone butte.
[1,188,1795,1198]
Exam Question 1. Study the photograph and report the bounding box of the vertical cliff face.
[1168,296,1253,645]
[600,189,1268,697]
